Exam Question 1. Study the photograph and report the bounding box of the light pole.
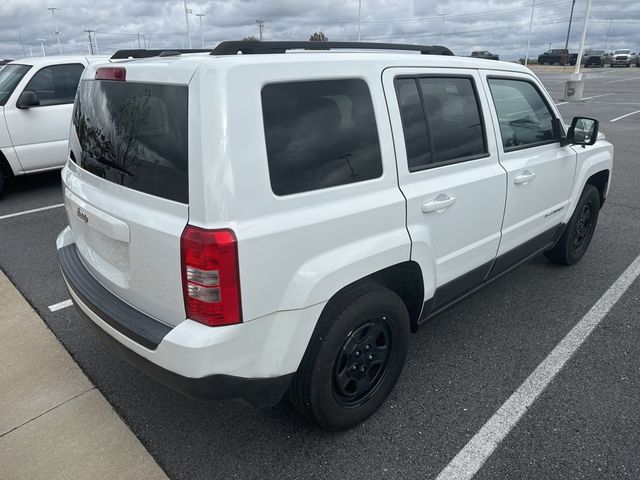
[564,0,576,51]
[195,13,206,48]
[357,0,362,41]
[573,0,592,78]
[47,7,62,55]
[603,18,613,53]
[37,39,47,56]
[524,0,536,66]
[256,19,264,41]
[19,29,27,58]
[439,14,449,44]
[183,0,192,48]
[84,29,95,55]
[564,0,592,101]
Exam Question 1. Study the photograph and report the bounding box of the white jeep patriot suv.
[57,41,613,431]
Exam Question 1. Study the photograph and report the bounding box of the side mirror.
[16,90,40,109]
[568,117,599,146]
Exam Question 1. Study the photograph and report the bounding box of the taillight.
[95,66,126,81]
[180,226,242,327]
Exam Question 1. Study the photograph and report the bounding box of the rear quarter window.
[261,79,383,196]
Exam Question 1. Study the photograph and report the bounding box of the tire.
[0,174,5,198]
[545,185,600,265]
[288,281,410,431]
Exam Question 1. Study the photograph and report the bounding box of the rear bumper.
[76,301,293,406]
[57,230,322,406]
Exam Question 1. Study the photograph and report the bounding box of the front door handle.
[514,170,536,185]
[422,194,456,213]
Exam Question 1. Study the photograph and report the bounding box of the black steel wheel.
[332,317,394,408]
[545,184,600,265]
[288,281,409,431]
[571,203,593,250]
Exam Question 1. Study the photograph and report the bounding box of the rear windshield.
[0,64,31,105]
[73,80,188,203]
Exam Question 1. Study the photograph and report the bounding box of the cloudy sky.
[1,0,639,60]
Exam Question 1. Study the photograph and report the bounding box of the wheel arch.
[320,261,425,333]
[0,149,14,177]
[585,170,609,208]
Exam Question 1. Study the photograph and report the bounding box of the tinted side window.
[24,63,85,106]
[488,78,556,150]
[418,77,487,164]
[261,79,382,196]
[396,77,486,171]
[395,78,431,170]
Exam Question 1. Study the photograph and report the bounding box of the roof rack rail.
[211,41,454,56]
[110,49,211,60]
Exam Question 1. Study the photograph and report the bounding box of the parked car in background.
[57,41,612,431]
[0,55,108,196]
[0,59,12,68]
[569,53,579,66]
[471,50,499,60]
[610,49,636,67]
[584,50,605,67]
[538,49,570,65]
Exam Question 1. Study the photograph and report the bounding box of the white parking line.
[435,253,640,480]
[555,93,614,107]
[0,203,64,221]
[604,77,640,85]
[610,109,640,123]
[581,93,614,101]
[48,299,73,312]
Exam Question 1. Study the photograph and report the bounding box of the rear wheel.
[288,281,410,431]
[0,174,5,198]
[545,185,600,265]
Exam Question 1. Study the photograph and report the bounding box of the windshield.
[0,64,31,105]
[614,50,630,54]
[589,51,604,55]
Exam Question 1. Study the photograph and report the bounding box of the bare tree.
[309,32,328,42]
[242,35,259,41]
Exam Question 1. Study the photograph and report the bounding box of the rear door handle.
[514,170,536,185]
[422,194,456,213]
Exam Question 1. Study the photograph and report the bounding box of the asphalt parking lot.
[1,67,639,480]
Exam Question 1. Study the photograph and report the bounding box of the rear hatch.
[64,60,197,327]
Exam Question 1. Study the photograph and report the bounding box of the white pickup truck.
[57,42,613,431]
[0,55,107,195]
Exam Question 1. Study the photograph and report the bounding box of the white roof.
[8,55,110,67]
[114,50,531,75]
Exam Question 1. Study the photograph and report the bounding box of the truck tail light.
[95,66,126,81]
[180,226,242,327]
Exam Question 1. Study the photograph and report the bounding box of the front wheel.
[288,281,410,431]
[545,185,600,265]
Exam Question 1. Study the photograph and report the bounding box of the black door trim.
[418,223,565,324]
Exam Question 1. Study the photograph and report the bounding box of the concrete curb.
[0,268,168,480]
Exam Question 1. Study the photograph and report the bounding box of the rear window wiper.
[88,156,133,177]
